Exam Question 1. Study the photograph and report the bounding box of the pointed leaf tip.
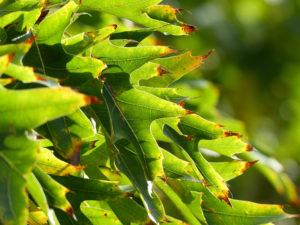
[84,95,102,104]
[178,100,185,108]
[220,194,232,206]
[242,161,258,173]
[7,54,15,63]
[161,47,177,56]
[224,131,242,138]
[182,24,197,34]
[185,109,194,115]
[201,49,214,60]
[66,206,74,216]
[24,35,36,45]
[246,144,253,152]
[35,75,47,81]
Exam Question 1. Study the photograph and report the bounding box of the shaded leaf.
[164,125,230,202]
[26,173,60,225]
[81,201,122,225]
[37,147,83,176]
[52,175,124,202]
[33,167,72,213]
[154,178,202,225]
[0,133,38,225]
[109,197,149,224]
[114,143,165,223]
[0,8,41,31]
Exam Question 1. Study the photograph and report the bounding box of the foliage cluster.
[0,1,298,225]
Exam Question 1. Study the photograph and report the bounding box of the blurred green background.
[163,0,300,220]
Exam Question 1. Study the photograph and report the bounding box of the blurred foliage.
[164,0,300,199]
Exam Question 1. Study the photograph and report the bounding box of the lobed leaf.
[77,0,195,36]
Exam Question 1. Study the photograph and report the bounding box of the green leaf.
[41,108,96,160]
[211,161,256,182]
[0,43,31,57]
[62,25,117,55]
[164,125,230,203]
[78,0,195,36]
[140,51,206,87]
[0,78,14,86]
[108,197,149,224]
[4,63,37,82]
[27,173,49,216]
[178,114,227,140]
[162,148,255,182]
[26,173,60,225]
[0,55,10,74]
[0,133,38,225]
[28,210,48,225]
[199,136,252,157]
[0,87,91,131]
[81,201,122,225]
[0,8,41,31]
[113,143,165,223]
[0,1,298,225]
[90,39,176,73]
[36,147,83,176]
[204,199,293,225]
[0,0,41,11]
[187,191,207,224]
[102,81,186,180]
[66,56,106,78]
[66,109,96,140]
[162,147,199,179]
[145,5,179,24]
[135,86,185,101]
[154,178,202,225]
[45,117,82,160]
[176,179,293,225]
[33,167,72,213]
[35,1,78,45]
[110,28,153,42]
[80,136,108,167]
[174,80,219,118]
[52,175,124,202]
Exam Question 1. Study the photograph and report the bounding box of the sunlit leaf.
[0,87,91,131]
[78,0,195,36]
